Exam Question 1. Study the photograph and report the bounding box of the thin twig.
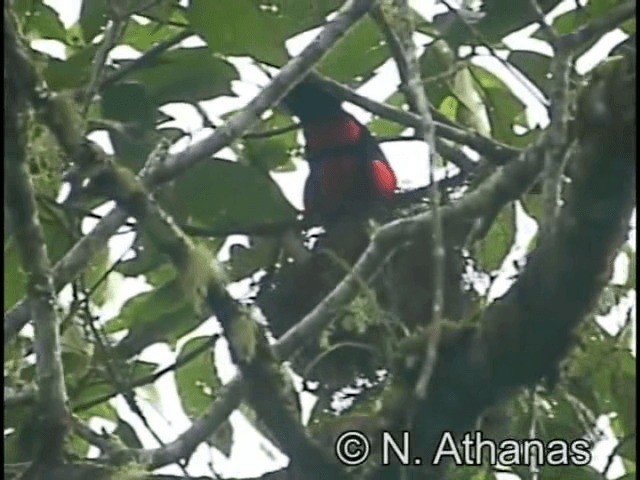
[540,47,574,239]
[385,0,445,408]
[82,16,129,115]
[99,29,193,90]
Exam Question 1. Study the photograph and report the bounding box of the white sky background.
[32,0,637,478]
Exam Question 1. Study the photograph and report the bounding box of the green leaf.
[113,418,143,449]
[368,91,408,137]
[318,17,389,82]
[120,21,183,51]
[18,2,68,43]
[208,418,234,457]
[122,47,238,105]
[468,65,529,147]
[132,0,180,22]
[79,0,109,42]
[43,45,99,91]
[475,203,516,272]
[509,51,552,98]
[175,336,220,419]
[101,82,157,128]
[226,237,280,282]
[541,465,602,480]
[169,160,297,232]
[105,279,188,332]
[109,281,203,356]
[623,246,635,289]
[4,239,27,313]
[610,353,636,433]
[84,246,111,307]
[243,112,298,172]
[419,40,457,109]
[187,0,289,65]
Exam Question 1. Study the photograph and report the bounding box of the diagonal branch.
[305,70,521,163]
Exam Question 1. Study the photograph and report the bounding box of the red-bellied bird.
[283,81,397,221]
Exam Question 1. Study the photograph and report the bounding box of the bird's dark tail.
[282,80,344,122]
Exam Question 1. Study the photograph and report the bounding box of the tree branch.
[4,8,70,465]
[305,70,521,163]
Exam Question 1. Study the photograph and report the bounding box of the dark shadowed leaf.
[113,418,143,449]
[121,47,239,105]
[509,50,552,98]
[79,0,109,42]
[318,17,389,82]
[44,45,99,91]
[170,160,297,232]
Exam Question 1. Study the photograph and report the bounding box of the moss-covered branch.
[4,9,69,468]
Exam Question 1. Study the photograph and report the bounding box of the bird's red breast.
[304,117,363,152]
[283,81,397,218]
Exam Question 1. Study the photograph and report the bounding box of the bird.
[282,81,397,221]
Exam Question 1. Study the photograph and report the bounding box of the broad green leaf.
[368,91,408,137]
[452,69,491,136]
[105,279,189,332]
[475,203,516,272]
[509,51,552,98]
[170,160,297,232]
[610,353,636,433]
[113,418,143,449]
[43,45,99,91]
[120,21,183,51]
[111,296,202,356]
[131,0,180,22]
[208,418,234,457]
[17,1,67,43]
[122,47,238,105]
[79,0,109,42]
[540,465,602,480]
[188,0,342,66]
[318,17,389,82]
[175,336,220,418]
[188,0,289,65]
[468,65,529,147]
[4,239,27,313]
[226,237,280,282]
[83,246,111,307]
[243,112,298,172]
[101,82,157,128]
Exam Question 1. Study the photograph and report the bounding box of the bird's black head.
[282,81,344,122]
